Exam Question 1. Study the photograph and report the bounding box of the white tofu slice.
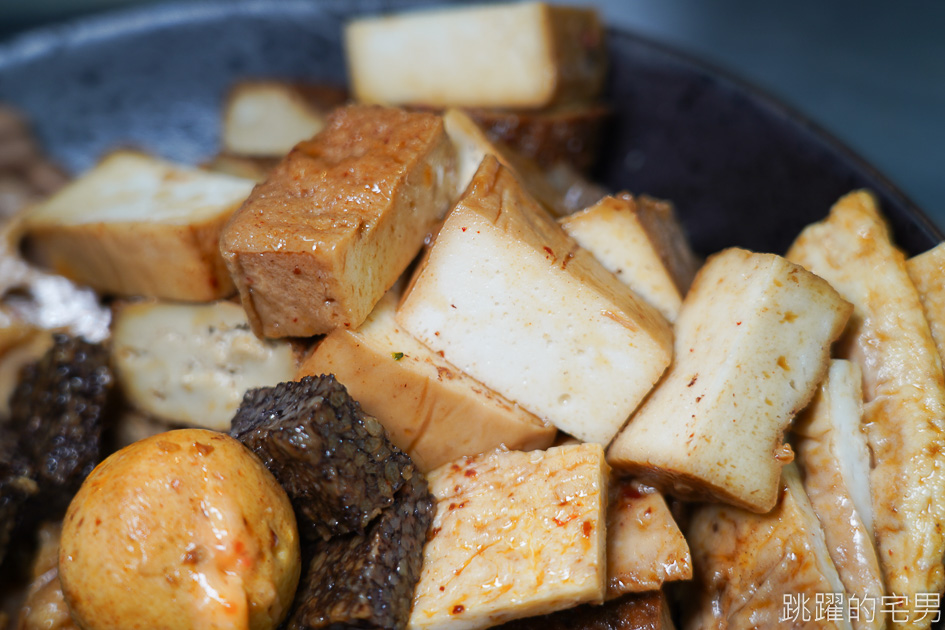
[607,247,851,513]
[792,360,884,630]
[397,156,673,445]
[345,2,606,109]
[408,444,607,630]
[560,193,700,322]
[443,108,568,216]
[111,300,297,431]
[221,81,347,157]
[908,241,945,362]
[685,464,852,630]
[220,105,456,338]
[606,479,691,598]
[20,151,254,301]
[787,190,945,628]
[296,290,556,472]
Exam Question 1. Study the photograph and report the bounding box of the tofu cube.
[560,193,700,322]
[685,464,848,629]
[21,151,254,301]
[408,444,608,630]
[345,2,606,109]
[221,81,347,157]
[443,108,567,216]
[397,156,673,445]
[220,105,456,338]
[606,480,691,598]
[297,290,556,472]
[111,300,298,430]
[607,247,851,512]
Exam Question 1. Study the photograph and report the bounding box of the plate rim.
[0,0,940,244]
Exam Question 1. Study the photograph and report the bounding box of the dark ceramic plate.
[0,0,940,258]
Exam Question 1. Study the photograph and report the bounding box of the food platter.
[0,0,939,258]
[1,1,944,628]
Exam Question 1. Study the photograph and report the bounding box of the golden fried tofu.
[792,360,884,630]
[408,444,608,630]
[220,105,456,337]
[685,464,850,630]
[908,241,945,362]
[788,190,945,628]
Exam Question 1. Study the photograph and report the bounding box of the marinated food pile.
[1,2,944,630]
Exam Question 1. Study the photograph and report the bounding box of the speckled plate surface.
[0,0,939,256]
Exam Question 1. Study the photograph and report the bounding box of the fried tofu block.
[220,105,456,338]
[607,480,691,598]
[787,190,945,629]
[495,590,676,630]
[443,108,568,216]
[111,300,298,431]
[397,157,673,445]
[221,81,347,157]
[792,360,884,630]
[608,247,851,513]
[297,291,555,472]
[345,2,606,109]
[907,241,945,362]
[685,464,851,630]
[408,444,608,630]
[21,151,253,301]
[464,103,610,174]
[560,193,700,322]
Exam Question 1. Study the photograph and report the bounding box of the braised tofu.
[560,193,700,322]
[397,156,673,445]
[345,2,606,109]
[297,291,555,472]
[788,190,945,628]
[792,360,884,630]
[20,151,253,301]
[463,103,610,174]
[685,464,851,630]
[111,300,297,430]
[220,105,456,338]
[443,108,568,216]
[907,241,945,362]
[608,247,851,513]
[221,81,347,157]
[408,444,608,630]
[607,480,691,598]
